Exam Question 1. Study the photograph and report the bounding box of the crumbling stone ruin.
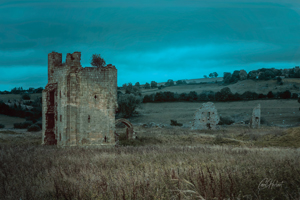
[191,102,220,130]
[42,52,117,146]
[115,119,135,146]
[249,104,261,128]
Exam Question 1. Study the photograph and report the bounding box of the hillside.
[138,78,300,96]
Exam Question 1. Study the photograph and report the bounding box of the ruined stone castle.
[42,52,117,146]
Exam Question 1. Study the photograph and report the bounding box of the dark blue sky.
[1,0,300,91]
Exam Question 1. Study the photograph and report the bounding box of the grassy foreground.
[1,127,300,200]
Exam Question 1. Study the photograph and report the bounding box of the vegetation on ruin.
[90,53,106,68]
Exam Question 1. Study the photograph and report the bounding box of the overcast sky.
[1,0,300,91]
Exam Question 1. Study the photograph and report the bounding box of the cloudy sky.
[1,0,300,91]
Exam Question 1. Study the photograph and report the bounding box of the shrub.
[163,91,176,102]
[241,91,256,100]
[117,94,142,118]
[188,91,198,102]
[258,93,265,99]
[143,94,154,103]
[117,133,162,146]
[90,54,106,68]
[223,72,232,84]
[218,116,234,125]
[0,124,5,128]
[165,79,174,86]
[233,93,242,101]
[134,82,140,88]
[34,122,42,129]
[170,120,183,126]
[151,81,157,88]
[267,91,274,99]
[23,120,33,128]
[264,70,275,80]
[144,82,151,89]
[13,123,22,129]
[176,80,187,85]
[154,92,166,102]
[14,121,33,129]
[292,93,298,99]
[216,87,233,101]
[27,124,41,132]
[214,134,224,144]
[179,93,188,101]
[198,93,208,101]
[248,133,259,141]
[279,90,291,99]
[277,76,282,83]
[124,83,141,96]
[21,94,31,100]
[260,117,268,125]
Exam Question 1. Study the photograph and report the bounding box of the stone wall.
[249,104,261,129]
[42,52,117,146]
[191,102,220,130]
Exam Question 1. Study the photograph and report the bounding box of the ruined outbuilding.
[42,52,118,146]
[249,104,261,128]
[115,118,135,146]
[191,102,220,130]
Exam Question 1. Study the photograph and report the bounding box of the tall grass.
[0,143,299,199]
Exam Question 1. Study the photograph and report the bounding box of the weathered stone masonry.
[42,52,118,146]
[191,102,220,130]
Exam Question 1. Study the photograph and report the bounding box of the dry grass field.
[0,126,300,199]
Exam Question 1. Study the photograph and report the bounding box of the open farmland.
[0,93,41,102]
[132,99,300,127]
[0,114,25,128]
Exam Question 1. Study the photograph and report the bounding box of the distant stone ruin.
[42,52,118,146]
[191,102,220,130]
[249,104,261,128]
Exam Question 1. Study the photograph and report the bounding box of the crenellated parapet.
[66,52,81,68]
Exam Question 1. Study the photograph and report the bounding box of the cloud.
[0,0,300,89]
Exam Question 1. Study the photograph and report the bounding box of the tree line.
[0,97,42,122]
[0,87,44,94]
[143,88,297,103]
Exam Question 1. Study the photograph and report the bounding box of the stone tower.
[42,52,118,146]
